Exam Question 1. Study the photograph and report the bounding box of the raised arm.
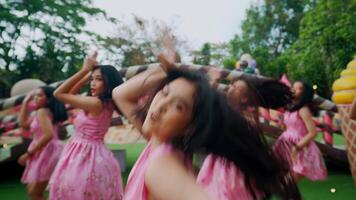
[54,52,103,115]
[207,67,222,89]
[18,92,33,129]
[68,73,90,94]
[112,65,166,131]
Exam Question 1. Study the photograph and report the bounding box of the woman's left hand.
[18,153,30,166]
[82,51,98,72]
[291,146,299,162]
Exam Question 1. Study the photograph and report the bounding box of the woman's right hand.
[18,153,29,166]
[208,67,222,88]
[82,51,98,72]
[23,91,33,104]
[157,52,177,73]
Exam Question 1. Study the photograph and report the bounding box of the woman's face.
[34,89,48,108]
[292,82,304,100]
[227,80,248,106]
[90,69,105,97]
[142,78,196,142]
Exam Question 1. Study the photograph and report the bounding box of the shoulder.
[299,106,311,117]
[145,150,185,181]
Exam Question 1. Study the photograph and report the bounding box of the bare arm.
[145,154,212,200]
[68,73,90,94]
[297,106,318,149]
[18,92,33,129]
[350,97,356,120]
[207,67,222,89]
[112,65,166,131]
[54,52,103,115]
[27,108,55,155]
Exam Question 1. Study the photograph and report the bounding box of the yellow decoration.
[332,91,356,104]
[332,76,356,91]
[332,58,356,104]
[347,59,356,69]
[340,69,356,76]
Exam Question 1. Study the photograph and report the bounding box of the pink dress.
[21,113,63,183]
[49,103,123,200]
[124,141,192,200]
[274,111,327,180]
[197,154,256,200]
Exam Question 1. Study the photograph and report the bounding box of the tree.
[100,16,187,67]
[284,0,356,96]
[0,0,112,97]
[193,43,211,65]
[227,0,313,76]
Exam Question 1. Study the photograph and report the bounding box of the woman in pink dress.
[18,86,67,200]
[48,52,124,199]
[197,74,295,200]
[113,50,300,200]
[274,81,327,182]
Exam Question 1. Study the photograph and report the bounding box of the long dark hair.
[135,68,300,199]
[87,65,124,103]
[231,75,293,109]
[40,86,68,124]
[288,81,314,112]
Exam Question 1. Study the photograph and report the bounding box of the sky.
[88,0,256,49]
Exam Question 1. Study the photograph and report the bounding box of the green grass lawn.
[315,133,346,146]
[1,143,355,200]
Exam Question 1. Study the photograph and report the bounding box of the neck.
[150,135,163,149]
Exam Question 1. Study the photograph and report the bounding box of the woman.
[274,81,327,182]
[49,52,124,199]
[18,86,67,200]
[113,51,300,200]
[198,72,293,200]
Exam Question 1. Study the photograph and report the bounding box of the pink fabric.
[124,141,191,200]
[280,74,291,88]
[21,114,63,183]
[197,154,256,200]
[274,111,327,180]
[49,103,123,200]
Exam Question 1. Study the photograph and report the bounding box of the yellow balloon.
[347,59,356,69]
[332,58,356,104]
[332,90,356,104]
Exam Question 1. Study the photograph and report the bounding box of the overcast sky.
[87,0,256,49]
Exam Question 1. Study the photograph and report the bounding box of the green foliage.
[283,0,356,96]
[0,0,109,97]
[193,43,211,65]
[220,0,355,97]
[101,18,186,67]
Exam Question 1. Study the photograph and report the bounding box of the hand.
[157,35,178,73]
[157,52,177,73]
[83,51,98,72]
[23,91,34,104]
[18,153,30,166]
[208,68,222,87]
[290,146,299,162]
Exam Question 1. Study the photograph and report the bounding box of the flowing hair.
[134,67,301,199]
[40,86,68,123]
[231,75,293,109]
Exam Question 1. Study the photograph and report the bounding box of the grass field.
[1,143,355,200]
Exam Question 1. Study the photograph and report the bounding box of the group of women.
[17,48,338,200]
